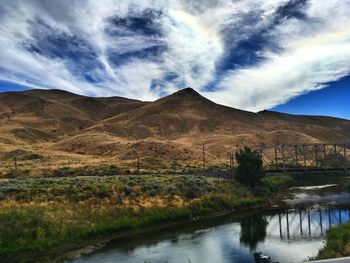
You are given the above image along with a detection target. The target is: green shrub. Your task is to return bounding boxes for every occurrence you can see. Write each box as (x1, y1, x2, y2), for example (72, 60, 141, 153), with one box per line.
(123, 186, 133, 196)
(235, 147, 264, 188)
(316, 222, 350, 259)
(53, 167, 72, 177)
(255, 175, 294, 196)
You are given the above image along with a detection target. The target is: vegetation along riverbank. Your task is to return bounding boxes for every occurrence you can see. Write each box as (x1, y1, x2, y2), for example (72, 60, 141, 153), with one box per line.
(311, 180, 350, 260)
(316, 213, 350, 259)
(0, 172, 294, 262)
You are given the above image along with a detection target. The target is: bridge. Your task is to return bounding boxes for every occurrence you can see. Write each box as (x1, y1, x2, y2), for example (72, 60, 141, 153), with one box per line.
(254, 143, 350, 174)
(261, 208, 350, 263)
(265, 208, 350, 240)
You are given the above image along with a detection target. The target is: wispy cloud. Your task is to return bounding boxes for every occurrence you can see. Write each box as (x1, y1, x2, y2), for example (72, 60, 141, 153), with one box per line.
(0, 0, 349, 110)
(205, 0, 350, 111)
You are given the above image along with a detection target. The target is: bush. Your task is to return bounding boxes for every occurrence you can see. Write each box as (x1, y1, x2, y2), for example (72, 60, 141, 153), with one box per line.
(123, 186, 133, 196)
(53, 167, 73, 177)
(149, 189, 158, 197)
(255, 175, 294, 196)
(235, 147, 264, 188)
(316, 222, 350, 259)
(4, 169, 31, 178)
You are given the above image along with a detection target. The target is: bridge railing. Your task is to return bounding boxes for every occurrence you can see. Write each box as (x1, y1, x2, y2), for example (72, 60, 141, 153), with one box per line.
(254, 143, 350, 173)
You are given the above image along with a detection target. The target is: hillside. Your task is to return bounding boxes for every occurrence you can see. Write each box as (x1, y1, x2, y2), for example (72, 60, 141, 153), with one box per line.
(0, 89, 148, 141)
(0, 88, 349, 173)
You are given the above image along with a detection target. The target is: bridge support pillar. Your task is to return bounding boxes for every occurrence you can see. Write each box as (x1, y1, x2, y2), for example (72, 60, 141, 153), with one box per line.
(319, 209, 323, 236)
(279, 213, 282, 238)
(299, 210, 303, 235)
(308, 210, 311, 236)
(286, 212, 290, 239)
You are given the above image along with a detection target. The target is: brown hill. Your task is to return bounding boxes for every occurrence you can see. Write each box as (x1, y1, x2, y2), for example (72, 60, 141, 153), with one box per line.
(0, 87, 349, 173)
(0, 89, 148, 142)
(88, 87, 349, 142)
(88, 88, 262, 139)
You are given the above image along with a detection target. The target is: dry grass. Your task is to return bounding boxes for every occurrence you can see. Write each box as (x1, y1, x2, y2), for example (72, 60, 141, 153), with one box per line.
(0, 88, 349, 175)
(0, 175, 262, 260)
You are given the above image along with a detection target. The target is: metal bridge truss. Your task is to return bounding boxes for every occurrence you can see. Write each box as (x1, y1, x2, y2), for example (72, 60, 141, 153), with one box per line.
(254, 143, 350, 173)
(265, 208, 350, 240)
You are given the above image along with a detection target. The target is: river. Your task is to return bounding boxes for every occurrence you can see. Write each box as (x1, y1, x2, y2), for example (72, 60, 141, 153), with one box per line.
(67, 183, 350, 263)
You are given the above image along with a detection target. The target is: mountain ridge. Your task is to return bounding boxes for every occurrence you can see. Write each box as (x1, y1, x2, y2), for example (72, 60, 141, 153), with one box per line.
(0, 88, 349, 171)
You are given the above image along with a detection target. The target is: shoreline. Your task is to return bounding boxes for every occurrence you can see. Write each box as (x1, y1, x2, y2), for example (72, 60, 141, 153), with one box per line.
(22, 203, 274, 263)
(6, 176, 340, 262)
(51, 184, 350, 263)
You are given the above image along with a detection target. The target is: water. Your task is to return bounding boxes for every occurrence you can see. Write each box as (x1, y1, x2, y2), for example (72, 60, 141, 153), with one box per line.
(68, 207, 350, 263)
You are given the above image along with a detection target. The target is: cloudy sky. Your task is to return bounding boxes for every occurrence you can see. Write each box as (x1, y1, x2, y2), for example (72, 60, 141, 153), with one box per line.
(0, 0, 349, 118)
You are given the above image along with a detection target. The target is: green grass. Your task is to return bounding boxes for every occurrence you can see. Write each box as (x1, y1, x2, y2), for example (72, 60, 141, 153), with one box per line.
(347, 181, 350, 192)
(255, 174, 294, 197)
(0, 175, 267, 261)
(316, 222, 350, 259)
(0, 205, 192, 258)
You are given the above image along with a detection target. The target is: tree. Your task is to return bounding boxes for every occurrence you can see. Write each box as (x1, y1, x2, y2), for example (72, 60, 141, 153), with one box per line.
(235, 147, 264, 188)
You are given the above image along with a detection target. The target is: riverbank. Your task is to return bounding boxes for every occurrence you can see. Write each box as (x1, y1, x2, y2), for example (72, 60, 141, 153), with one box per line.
(37, 202, 269, 263)
(315, 221, 350, 260)
(0, 174, 293, 262)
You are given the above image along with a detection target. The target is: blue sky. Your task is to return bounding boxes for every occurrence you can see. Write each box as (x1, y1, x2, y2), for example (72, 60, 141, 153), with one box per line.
(0, 0, 349, 119)
(273, 76, 350, 119)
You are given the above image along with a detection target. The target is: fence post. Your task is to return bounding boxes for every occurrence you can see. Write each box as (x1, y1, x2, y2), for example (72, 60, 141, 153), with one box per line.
(323, 144, 327, 171)
(314, 145, 318, 168)
(137, 157, 141, 172)
(344, 145, 348, 175)
(274, 147, 278, 170)
(13, 157, 17, 171)
(202, 144, 206, 170)
(303, 145, 307, 173)
(281, 145, 286, 173)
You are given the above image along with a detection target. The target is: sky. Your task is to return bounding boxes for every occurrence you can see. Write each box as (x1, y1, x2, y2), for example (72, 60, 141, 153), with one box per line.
(0, 0, 349, 119)
(273, 76, 350, 119)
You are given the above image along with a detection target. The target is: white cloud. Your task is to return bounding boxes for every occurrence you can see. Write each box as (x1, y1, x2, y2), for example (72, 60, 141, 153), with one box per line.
(0, 0, 349, 111)
(207, 0, 350, 111)
(161, 8, 224, 90)
(111, 60, 164, 101)
(208, 39, 350, 111)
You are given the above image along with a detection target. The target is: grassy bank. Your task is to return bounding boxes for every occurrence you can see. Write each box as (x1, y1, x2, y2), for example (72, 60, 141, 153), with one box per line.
(0, 174, 293, 261)
(316, 222, 350, 259)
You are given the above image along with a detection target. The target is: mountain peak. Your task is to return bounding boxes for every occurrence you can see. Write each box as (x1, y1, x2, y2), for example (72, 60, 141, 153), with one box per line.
(165, 87, 205, 99)
(172, 87, 201, 96)
(155, 87, 209, 105)
(155, 87, 205, 104)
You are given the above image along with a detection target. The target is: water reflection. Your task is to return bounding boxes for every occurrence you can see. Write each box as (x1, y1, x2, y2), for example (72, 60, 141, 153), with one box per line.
(265, 208, 350, 241)
(240, 214, 267, 250)
(68, 207, 350, 263)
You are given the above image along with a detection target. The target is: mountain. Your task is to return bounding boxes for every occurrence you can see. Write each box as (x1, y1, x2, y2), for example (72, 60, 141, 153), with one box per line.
(0, 88, 349, 172)
(91, 87, 260, 138)
(0, 89, 148, 141)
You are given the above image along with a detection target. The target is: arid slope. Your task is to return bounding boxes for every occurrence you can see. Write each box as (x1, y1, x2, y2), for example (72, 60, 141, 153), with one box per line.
(0, 88, 349, 172)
